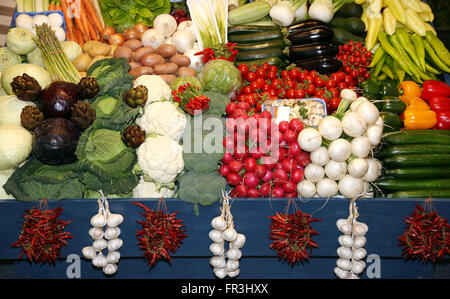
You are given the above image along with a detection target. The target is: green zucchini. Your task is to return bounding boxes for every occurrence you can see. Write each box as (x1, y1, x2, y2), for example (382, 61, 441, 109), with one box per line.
(236, 39, 286, 52)
(335, 2, 363, 18)
(377, 144, 450, 159)
(329, 17, 365, 36)
(383, 167, 450, 179)
(331, 28, 364, 45)
(383, 130, 450, 145)
(387, 190, 450, 198)
(381, 96, 406, 114)
(376, 178, 450, 191)
(382, 154, 450, 168)
(379, 112, 402, 132)
(235, 48, 284, 61)
(228, 25, 279, 35)
(228, 1, 271, 25)
(229, 30, 283, 44)
(234, 56, 283, 68)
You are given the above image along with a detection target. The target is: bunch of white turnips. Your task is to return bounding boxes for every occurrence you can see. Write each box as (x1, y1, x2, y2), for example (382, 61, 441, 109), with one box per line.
(82, 192, 124, 275)
(297, 89, 383, 199)
(209, 191, 246, 279)
(15, 12, 66, 41)
(334, 201, 368, 279)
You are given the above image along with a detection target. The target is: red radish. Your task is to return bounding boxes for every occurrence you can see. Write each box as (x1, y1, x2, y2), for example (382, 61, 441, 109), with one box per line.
(284, 129, 298, 143)
(261, 169, 273, 182)
(273, 169, 289, 183)
(247, 188, 260, 198)
(226, 102, 238, 115)
(249, 128, 259, 143)
(244, 157, 257, 172)
(271, 187, 285, 198)
(284, 192, 298, 198)
(226, 118, 237, 134)
(219, 164, 230, 177)
(261, 137, 273, 153)
(275, 147, 288, 162)
(222, 152, 233, 164)
(259, 183, 272, 196)
(289, 118, 304, 133)
(278, 121, 289, 133)
(254, 164, 268, 179)
(237, 102, 251, 111)
(244, 172, 260, 188)
(282, 181, 297, 193)
(271, 130, 284, 145)
(236, 118, 250, 135)
(260, 110, 272, 119)
(228, 160, 243, 172)
(290, 168, 304, 183)
(227, 172, 241, 186)
(281, 157, 298, 173)
(234, 132, 247, 148)
(258, 118, 272, 135)
(288, 141, 301, 156)
(235, 184, 248, 197)
(295, 152, 311, 167)
(223, 136, 235, 151)
(232, 109, 247, 119)
(250, 147, 265, 159)
(261, 156, 276, 169)
(251, 113, 261, 122)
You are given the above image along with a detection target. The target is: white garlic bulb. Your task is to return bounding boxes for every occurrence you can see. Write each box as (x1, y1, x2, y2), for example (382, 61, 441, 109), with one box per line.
(92, 252, 107, 268)
(352, 248, 367, 261)
(106, 251, 121, 264)
(227, 268, 240, 278)
(82, 246, 96, 259)
(226, 260, 239, 272)
(222, 227, 238, 242)
(107, 238, 123, 251)
(106, 211, 124, 228)
(352, 221, 368, 236)
(338, 235, 353, 248)
(210, 256, 227, 269)
(103, 263, 118, 275)
(92, 238, 108, 251)
(211, 216, 227, 231)
(213, 268, 227, 279)
(227, 248, 242, 261)
(210, 243, 225, 256)
(334, 266, 349, 279)
(352, 236, 367, 248)
(351, 260, 366, 274)
(336, 219, 352, 235)
(90, 211, 106, 228)
(89, 227, 104, 240)
(104, 226, 121, 240)
(336, 258, 352, 271)
(209, 229, 224, 243)
(337, 246, 353, 259)
(230, 233, 246, 249)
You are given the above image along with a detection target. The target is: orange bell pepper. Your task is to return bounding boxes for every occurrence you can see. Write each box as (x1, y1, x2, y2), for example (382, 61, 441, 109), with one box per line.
(403, 109, 437, 130)
(399, 81, 422, 98)
(407, 97, 431, 110)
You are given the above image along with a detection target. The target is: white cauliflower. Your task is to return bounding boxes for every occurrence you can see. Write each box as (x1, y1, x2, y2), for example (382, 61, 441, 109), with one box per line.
(139, 101, 187, 141)
(0, 168, 15, 199)
(137, 134, 184, 184)
(133, 75, 171, 105)
(132, 176, 176, 198)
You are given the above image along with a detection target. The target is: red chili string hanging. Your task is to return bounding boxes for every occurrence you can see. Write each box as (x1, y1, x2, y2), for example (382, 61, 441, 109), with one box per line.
(11, 199, 73, 264)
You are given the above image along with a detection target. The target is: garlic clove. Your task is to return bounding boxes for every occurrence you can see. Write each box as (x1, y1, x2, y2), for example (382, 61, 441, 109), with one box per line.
(222, 227, 238, 242)
(337, 246, 353, 260)
(225, 260, 239, 272)
(338, 222, 352, 235)
(209, 242, 225, 256)
(213, 268, 227, 279)
(211, 216, 227, 231)
(336, 258, 352, 271)
(92, 252, 107, 268)
(338, 235, 353, 248)
(103, 263, 118, 275)
(227, 268, 240, 278)
(90, 212, 106, 228)
(104, 226, 121, 240)
(106, 251, 121, 264)
(92, 238, 108, 251)
(106, 211, 124, 228)
(334, 266, 349, 279)
(107, 238, 123, 251)
(209, 229, 224, 243)
(352, 236, 367, 248)
(352, 248, 367, 261)
(82, 246, 96, 259)
(89, 227, 104, 240)
(210, 256, 226, 269)
(351, 260, 366, 274)
(226, 248, 242, 261)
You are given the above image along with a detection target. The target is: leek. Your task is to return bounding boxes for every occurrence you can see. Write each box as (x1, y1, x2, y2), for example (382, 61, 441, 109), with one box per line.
(187, 0, 223, 49)
(23, 0, 33, 12)
(16, 0, 24, 12)
(35, 0, 45, 12)
(211, 0, 228, 44)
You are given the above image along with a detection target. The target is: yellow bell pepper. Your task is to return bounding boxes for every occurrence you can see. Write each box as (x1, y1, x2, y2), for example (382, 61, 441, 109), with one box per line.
(403, 109, 437, 130)
(399, 81, 422, 97)
(384, 0, 406, 24)
(366, 8, 383, 50)
(405, 9, 427, 36)
(383, 7, 397, 35)
(400, 0, 424, 13)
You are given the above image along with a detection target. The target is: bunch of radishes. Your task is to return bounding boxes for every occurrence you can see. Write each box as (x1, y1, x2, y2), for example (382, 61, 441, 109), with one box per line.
(82, 193, 124, 276)
(296, 89, 383, 199)
(219, 110, 310, 198)
(209, 193, 246, 279)
(334, 202, 368, 279)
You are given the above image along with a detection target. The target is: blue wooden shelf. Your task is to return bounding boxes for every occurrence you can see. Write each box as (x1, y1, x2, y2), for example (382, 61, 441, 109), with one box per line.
(0, 197, 449, 279)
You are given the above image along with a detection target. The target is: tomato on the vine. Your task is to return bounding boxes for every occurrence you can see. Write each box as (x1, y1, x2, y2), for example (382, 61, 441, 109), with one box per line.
(294, 89, 305, 98)
(281, 70, 289, 79)
(246, 71, 257, 82)
(289, 68, 300, 80)
(286, 89, 295, 99)
(256, 68, 266, 79)
(306, 83, 316, 95)
(271, 78, 283, 90)
(267, 70, 277, 80)
(326, 78, 336, 89)
(314, 76, 325, 88)
(330, 97, 341, 110)
(238, 64, 248, 76)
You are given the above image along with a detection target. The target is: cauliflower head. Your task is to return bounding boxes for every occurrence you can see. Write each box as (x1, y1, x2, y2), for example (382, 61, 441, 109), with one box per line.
(136, 134, 184, 184)
(132, 176, 176, 198)
(133, 75, 171, 105)
(139, 101, 187, 141)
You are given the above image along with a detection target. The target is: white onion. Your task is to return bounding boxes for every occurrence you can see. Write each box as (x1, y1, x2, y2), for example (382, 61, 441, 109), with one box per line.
(297, 180, 316, 198)
(310, 146, 330, 166)
(350, 97, 369, 112)
(366, 124, 383, 147)
(171, 30, 195, 54)
(328, 138, 352, 162)
(338, 175, 364, 199)
(324, 160, 347, 180)
(152, 14, 177, 37)
(298, 128, 322, 152)
(340, 89, 357, 101)
(318, 115, 342, 140)
(341, 112, 367, 137)
(304, 164, 325, 182)
(362, 159, 381, 182)
(141, 29, 165, 49)
(351, 136, 371, 158)
(316, 178, 338, 197)
(48, 13, 63, 27)
(347, 158, 369, 178)
(356, 101, 379, 125)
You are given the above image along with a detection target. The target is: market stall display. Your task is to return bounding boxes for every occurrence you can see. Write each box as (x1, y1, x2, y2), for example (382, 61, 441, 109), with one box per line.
(1, 0, 450, 279)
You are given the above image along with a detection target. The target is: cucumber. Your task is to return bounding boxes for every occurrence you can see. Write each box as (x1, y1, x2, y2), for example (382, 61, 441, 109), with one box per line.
(236, 48, 284, 61)
(329, 17, 365, 36)
(229, 30, 283, 44)
(387, 190, 450, 198)
(235, 56, 283, 68)
(228, 25, 279, 35)
(377, 144, 450, 159)
(384, 167, 450, 179)
(376, 178, 450, 191)
(228, 1, 271, 25)
(335, 3, 363, 18)
(383, 130, 450, 145)
(236, 39, 286, 52)
(331, 28, 364, 45)
(382, 154, 450, 168)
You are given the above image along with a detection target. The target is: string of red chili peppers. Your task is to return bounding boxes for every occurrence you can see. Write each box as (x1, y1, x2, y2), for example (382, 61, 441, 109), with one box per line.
(195, 42, 239, 64)
(398, 202, 450, 263)
(269, 204, 321, 264)
(172, 83, 211, 115)
(132, 200, 187, 267)
(11, 199, 73, 264)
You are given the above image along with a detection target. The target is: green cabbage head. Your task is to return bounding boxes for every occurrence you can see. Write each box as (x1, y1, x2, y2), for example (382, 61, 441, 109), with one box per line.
(199, 59, 242, 95)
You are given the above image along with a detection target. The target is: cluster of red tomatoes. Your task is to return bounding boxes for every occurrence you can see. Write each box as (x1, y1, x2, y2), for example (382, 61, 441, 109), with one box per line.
(219, 110, 311, 198)
(232, 62, 360, 115)
(336, 41, 372, 84)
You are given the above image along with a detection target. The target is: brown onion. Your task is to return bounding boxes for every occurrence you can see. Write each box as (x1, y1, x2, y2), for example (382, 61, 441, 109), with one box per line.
(101, 26, 116, 41)
(123, 39, 142, 51)
(114, 46, 133, 62)
(134, 23, 149, 35)
(123, 28, 138, 40)
(108, 33, 125, 46)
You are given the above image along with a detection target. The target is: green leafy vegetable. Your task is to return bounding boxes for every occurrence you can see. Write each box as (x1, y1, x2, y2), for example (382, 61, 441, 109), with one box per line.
(199, 59, 242, 95)
(202, 91, 229, 117)
(178, 171, 226, 206)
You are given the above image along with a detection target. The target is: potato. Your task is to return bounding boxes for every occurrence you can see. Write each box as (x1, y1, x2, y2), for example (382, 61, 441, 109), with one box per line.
(177, 66, 197, 77)
(154, 63, 179, 75)
(129, 61, 142, 69)
(87, 55, 105, 70)
(114, 46, 133, 62)
(169, 54, 191, 66)
(140, 53, 165, 67)
(73, 53, 92, 72)
(88, 43, 112, 58)
(156, 44, 177, 58)
(123, 39, 143, 51)
(134, 46, 155, 62)
(109, 44, 118, 56)
(159, 74, 177, 85)
(129, 66, 154, 79)
(83, 40, 102, 54)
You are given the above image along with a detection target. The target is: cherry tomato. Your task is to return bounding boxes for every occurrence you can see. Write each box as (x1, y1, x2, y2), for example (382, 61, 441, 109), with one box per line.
(255, 78, 265, 89)
(256, 68, 266, 79)
(246, 71, 257, 82)
(330, 97, 341, 110)
(294, 89, 305, 98)
(271, 78, 283, 90)
(336, 71, 346, 81)
(284, 80, 296, 90)
(344, 74, 353, 85)
(269, 65, 278, 73)
(314, 76, 325, 88)
(289, 68, 300, 80)
(306, 83, 316, 95)
(328, 87, 339, 97)
(337, 81, 348, 90)
(244, 94, 257, 106)
(242, 85, 252, 94)
(281, 70, 289, 79)
(286, 88, 295, 99)
(262, 62, 270, 71)
(309, 70, 317, 79)
(238, 64, 248, 76)
(267, 70, 277, 80)
(326, 79, 336, 89)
